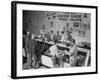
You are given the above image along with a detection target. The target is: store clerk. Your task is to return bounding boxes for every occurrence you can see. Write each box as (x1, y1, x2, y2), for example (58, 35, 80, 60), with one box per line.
(60, 31, 66, 42)
(50, 30, 54, 41)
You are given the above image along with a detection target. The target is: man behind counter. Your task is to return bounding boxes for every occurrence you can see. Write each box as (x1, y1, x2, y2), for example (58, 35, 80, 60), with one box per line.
(60, 31, 66, 42)
(49, 30, 62, 42)
(50, 30, 54, 41)
(56, 31, 61, 41)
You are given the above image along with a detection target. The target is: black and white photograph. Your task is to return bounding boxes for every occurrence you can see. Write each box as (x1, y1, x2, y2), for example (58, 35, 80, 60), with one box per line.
(22, 11, 91, 69)
(11, 1, 97, 79)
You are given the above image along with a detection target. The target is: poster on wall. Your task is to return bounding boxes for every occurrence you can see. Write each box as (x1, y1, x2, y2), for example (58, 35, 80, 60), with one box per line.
(11, 1, 98, 79)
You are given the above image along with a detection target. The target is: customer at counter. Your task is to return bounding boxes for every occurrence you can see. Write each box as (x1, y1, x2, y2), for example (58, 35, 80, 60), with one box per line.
(23, 33, 28, 64)
(28, 33, 37, 68)
(49, 39, 59, 67)
(23, 31, 30, 66)
(25, 31, 30, 53)
(23, 32, 35, 69)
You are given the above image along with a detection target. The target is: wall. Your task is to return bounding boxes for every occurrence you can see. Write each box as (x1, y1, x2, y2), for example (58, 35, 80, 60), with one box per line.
(23, 11, 91, 43)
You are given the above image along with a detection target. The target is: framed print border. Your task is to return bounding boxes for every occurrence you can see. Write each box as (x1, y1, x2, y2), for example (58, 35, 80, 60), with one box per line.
(11, 1, 98, 79)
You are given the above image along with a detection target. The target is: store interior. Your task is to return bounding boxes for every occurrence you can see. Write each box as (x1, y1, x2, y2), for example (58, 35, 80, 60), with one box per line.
(22, 10, 91, 69)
